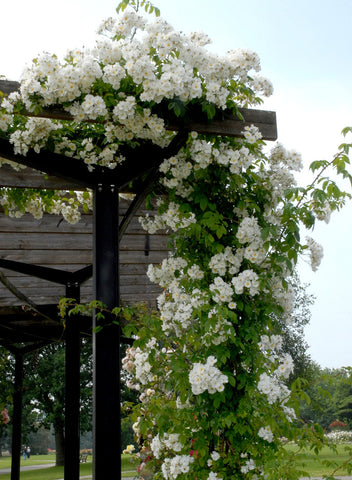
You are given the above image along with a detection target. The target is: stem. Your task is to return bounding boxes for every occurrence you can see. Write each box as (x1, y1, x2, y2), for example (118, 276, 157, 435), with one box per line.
(331, 454, 352, 477)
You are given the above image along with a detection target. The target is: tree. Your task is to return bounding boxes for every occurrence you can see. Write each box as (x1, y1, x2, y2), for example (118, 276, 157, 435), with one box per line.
(27, 427, 54, 455)
(298, 366, 352, 431)
(23, 339, 92, 466)
(276, 272, 316, 382)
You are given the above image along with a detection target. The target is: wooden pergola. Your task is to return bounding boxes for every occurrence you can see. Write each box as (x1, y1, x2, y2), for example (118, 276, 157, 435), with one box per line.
(0, 79, 277, 480)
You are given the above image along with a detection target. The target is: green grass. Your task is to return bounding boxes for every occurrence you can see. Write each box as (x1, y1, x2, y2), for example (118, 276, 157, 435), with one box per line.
(0, 454, 139, 480)
(3, 447, 351, 479)
(285, 443, 352, 477)
(0, 454, 56, 469)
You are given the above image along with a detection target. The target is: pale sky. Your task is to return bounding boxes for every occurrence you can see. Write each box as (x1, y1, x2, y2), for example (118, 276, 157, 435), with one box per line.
(1, 0, 352, 368)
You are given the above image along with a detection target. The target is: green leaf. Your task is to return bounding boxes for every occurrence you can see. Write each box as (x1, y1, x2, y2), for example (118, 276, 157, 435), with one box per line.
(309, 159, 329, 172)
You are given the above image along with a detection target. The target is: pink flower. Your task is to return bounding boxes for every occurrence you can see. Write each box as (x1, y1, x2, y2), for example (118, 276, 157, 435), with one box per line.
(1, 409, 10, 424)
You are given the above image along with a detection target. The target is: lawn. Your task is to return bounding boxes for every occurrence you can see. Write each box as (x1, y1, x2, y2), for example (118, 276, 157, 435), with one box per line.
(0, 454, 139, 480)
(0, 454, 56, 469)
(285, 443, 352, 477)
(2, 447, 352, 479)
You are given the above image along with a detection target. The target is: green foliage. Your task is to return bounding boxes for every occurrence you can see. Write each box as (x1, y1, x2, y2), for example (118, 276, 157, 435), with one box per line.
(116, 0, 160, 16)
(299, 366, 352, 432)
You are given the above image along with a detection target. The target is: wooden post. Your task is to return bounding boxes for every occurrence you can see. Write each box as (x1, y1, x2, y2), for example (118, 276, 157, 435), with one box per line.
(64, 282, 81, 480)
(11, 352, 23, 480)
(93, 184, 121, 480)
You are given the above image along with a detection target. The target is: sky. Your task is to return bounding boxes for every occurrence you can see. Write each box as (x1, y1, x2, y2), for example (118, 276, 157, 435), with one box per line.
(1, 0, 352, 368)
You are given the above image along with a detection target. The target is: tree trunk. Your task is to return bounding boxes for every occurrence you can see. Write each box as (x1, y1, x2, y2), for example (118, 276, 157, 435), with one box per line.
(55, 426, 65, 466)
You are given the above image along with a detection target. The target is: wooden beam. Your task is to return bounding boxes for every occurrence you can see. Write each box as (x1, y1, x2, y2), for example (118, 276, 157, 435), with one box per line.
(0, 80, 19, 95)
(0, 163, 85, 190)
(0, 80, 277, 140)
(0, 130, 188, 190)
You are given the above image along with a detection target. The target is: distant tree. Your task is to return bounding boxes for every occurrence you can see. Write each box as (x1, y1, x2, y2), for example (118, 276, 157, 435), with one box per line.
(331, 367, 352, 429)
(23, 339, 93, 466)
(273, 271, 316, 382)
(27, 427, 54, 455)
(299, 367, 352, 429)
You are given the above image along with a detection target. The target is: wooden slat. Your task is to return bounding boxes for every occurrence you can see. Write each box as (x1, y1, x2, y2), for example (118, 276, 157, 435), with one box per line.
(0, 294, 161, 307)
(0, 283, 159, 298)
(0, 200, 160, 233)
(0, 263, 156, 276)
(0, 232, 167, 250)
(0, 250, 166, 264)
(0, 273, 157, 287)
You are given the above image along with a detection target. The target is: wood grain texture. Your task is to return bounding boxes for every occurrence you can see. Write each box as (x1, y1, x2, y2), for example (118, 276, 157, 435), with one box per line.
(0, 200, 168, 309)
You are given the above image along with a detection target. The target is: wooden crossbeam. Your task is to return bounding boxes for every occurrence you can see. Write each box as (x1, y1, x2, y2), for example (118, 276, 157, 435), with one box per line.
(0, 163, 85, 190)
(0, 80, 277, 140)
(0, 130, 188, 191)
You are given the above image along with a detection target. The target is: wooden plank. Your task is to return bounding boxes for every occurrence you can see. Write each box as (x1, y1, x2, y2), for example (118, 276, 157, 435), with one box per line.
(0, 211, 94, 233)
(0, 293, 160, 308)
(0, 213, 160, 235)
(0, 250, 166, 264)
(0, 80, 277, 141)
(0, 263, 155, 276)
(0, 232, 92, 250)
(0, 232, 168, 250)
(0, 80, 19, 95)
(0, 201, 160, 230)
(0, 283, 159, 298)
(0, 273, 157, 287)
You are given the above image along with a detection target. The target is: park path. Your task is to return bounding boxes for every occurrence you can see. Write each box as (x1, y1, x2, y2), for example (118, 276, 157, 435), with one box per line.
(0, 463, 55, 474)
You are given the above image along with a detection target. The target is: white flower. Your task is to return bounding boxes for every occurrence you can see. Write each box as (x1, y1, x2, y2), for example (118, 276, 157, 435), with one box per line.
(211, 451, 220, 461)
(236, 216, 261, 244)
(123, 444, 135, 454)
(243, 125, 262, 144)
(189, 356, 228, 395)
(161, 455, 194, 479)
(306, 236, 324, 272)
(259, 334, 283, 352)
(276, 353, 294, 379)
(241, 458, 256, 474)
(258, 425, 274, 443)
(209, 277, 233, 303)
(151, 434, 164, 459)
(207, 472, 223, 480)
(232, 269, 260, 296)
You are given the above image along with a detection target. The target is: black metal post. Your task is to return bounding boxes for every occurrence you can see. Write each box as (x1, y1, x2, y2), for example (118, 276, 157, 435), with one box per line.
(11, 352, 23, 480)
(93, 184, 120, 480)
(64, 282, 81, 480)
